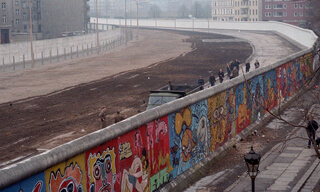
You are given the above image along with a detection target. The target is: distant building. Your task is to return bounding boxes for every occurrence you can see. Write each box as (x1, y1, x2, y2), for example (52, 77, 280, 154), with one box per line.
(0, 0, 89, 43)
(41, 0, 89, 39)
(211, 0, 234, 21)
(262, 0, 310, 28)
(234, 0, 262, 22)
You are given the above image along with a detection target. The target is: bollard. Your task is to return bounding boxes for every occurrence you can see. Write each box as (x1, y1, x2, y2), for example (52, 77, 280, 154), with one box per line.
(64, 48, 66, 60)
(41, 52, 44, 65)
(57, 48, 59, 62)
(23, 55, 25, 68)
(71, 47, 73, 59)
(77, 46, 79, 58)
(13, 56, 15, 70)
(50, 50, 52, 63)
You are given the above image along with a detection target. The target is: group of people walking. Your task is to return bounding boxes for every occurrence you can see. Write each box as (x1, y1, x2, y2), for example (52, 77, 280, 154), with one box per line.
(198, 59, 261, 89)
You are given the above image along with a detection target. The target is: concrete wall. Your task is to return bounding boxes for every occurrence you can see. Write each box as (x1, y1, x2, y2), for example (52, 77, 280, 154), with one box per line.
(0, 21, 318, 191)
(102, 18, 318, 49)
(0, 42, 316, 192)
(0, 28, 121, 65)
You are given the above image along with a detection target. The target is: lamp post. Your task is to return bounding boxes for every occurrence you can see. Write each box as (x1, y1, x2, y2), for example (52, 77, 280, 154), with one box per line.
(244, 146, 261, 192)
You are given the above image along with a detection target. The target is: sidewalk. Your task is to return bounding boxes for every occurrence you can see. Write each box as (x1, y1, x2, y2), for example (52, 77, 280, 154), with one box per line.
(224, 105, 320, 192)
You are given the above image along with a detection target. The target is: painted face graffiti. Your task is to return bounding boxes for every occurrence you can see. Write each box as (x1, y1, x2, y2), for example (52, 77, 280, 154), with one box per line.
(50, 164, 83, 192)
(88, 148, 117, 192)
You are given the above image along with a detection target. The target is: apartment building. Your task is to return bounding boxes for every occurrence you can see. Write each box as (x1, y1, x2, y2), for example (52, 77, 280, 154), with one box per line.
(262, 0, 310, 27)
(234, 0, 262, 21)
(211, 0, 234, 21)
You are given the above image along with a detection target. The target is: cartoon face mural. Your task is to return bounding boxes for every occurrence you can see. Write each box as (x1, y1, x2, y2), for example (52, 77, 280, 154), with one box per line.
(168, 100, 209, 180)
(264, 70, 277, 112)
(87, 147, 117, 192)
(236, 82, 252, 133)
(49, 164, 83, 192)
(208, 92, 227, 151)
(251, 75, 264, 122)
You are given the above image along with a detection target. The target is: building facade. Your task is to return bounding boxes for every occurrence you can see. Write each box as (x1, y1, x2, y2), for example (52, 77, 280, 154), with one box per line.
(234, 0, 262, 21)
(262, 0, 310, 27)
(211, 0, 234, 21)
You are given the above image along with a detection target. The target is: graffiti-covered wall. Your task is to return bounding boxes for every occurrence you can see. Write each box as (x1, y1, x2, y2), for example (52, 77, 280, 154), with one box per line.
(0, 51, 315, 191)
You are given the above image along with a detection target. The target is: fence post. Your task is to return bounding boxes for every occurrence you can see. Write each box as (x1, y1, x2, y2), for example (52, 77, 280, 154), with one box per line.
(57, 48, 59, 62)
(13, 56, 15, 70)
(41, 52, 44, 65)
(71, 47, 73, 59)
(91, 44, 93, 54)
(87, 44, 89, 55)
(23, 55, 25, 68)
(77, 46, 79, 58)
(2, 57, 4, 72)
(50, 50, 52, 63)
(64, 48, 66, 60)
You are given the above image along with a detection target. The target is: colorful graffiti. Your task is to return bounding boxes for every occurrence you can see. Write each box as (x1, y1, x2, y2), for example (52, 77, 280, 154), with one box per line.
(208, 92, 227, 151)
(264, 70, 278, 112)
(168, 100, 209, 180)
(45, 154, 87, 192)
(251, 75, 264, 122)
(86, 139, 118, 192)
(236, 82, 252, 133)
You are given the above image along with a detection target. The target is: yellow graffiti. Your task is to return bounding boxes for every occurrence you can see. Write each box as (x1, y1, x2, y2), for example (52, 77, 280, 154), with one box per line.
(175, 107, 192, 135)
(208, 92, 226, 151)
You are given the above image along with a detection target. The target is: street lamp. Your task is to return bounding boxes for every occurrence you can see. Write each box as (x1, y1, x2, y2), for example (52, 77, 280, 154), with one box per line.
(244, 146, 261, 192)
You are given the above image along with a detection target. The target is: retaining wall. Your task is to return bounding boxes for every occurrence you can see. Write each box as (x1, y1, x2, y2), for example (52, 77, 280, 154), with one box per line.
(0, 23, 318, 192)
(103, 18, 318, 49)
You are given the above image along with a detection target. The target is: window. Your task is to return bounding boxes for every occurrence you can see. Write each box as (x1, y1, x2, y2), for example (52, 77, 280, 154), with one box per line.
(15, 0, 19, 6)
(265, 12, 271, 17)
(15, 18, 19, 24)
(283, 4, 287, 9)
(294, 4, 298, 9)
(283, 12, 287, 16)
(300, 12, 303, 16)
(273, 4, 283, 9)
(294, 12, 298, 17)
(265, 5, 271, 9)
(1, 2, 6, 9)
(16, 9, 20, 15)
(23, 13, 26, 20)
(273, 12, 283, 17)
(2, 15, 6, 23)
(24, 25, 27, 32)
(299, 4, 303, 9)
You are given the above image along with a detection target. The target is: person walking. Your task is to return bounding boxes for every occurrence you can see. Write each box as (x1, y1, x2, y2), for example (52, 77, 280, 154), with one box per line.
(209, 73, 216, 86)
(226, 62, 231, 77)
(232, 66, 239, 78)
(198, 76, 205, 90)
(115, 111, 126, 123)
(218, 69, 224, 83)
(234, 59, 240, 71)
(307, 115, 319, 148)
(254, 60, 260, 69)
(99, 106, 107, 128)
(246, 62, 250, 73)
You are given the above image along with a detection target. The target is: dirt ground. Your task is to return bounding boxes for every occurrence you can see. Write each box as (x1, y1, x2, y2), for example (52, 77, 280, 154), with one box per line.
(0, 29, 252, 166)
